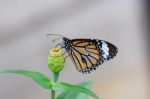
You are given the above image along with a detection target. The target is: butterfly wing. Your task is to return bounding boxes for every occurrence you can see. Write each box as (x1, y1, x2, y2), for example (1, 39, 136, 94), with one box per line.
(68, 39, 118, 74)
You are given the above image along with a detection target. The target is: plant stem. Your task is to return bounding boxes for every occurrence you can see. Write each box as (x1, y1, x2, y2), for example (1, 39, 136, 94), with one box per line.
(51, 72, 59, 99)
(53, 72, 59, 82)
(51, 90, 55, 99)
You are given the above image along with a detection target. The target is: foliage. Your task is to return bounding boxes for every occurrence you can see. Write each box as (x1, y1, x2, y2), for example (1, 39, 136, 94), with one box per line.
(0, 48, 100, 99)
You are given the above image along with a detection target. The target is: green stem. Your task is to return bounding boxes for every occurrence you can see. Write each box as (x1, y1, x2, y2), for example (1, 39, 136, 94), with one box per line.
(53, 72, 59, 82)
(51, 72, 59, 99)
(51, 90, 55, 99)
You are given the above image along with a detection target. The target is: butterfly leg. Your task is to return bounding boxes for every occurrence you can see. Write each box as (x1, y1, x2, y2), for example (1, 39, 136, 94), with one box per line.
(64, 54, 70, 60)
(54, 43, 70, 60)
(55, 43, 63, 48)
(62, 51, 70, 60)
(54, 43, 65, 51)
(59, 50, 69, 60)
(63, 51, 67, 56)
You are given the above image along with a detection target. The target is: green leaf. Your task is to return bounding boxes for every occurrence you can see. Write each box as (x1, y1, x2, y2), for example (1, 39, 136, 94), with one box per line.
(75, 82, 92, 99)
(52, 82, 99, 99)
(0, 70, 51, 89)
(56, 82, 92, 99)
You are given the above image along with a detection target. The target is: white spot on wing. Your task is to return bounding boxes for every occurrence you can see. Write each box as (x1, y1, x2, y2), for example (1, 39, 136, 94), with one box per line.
(101, 41, 109, 58)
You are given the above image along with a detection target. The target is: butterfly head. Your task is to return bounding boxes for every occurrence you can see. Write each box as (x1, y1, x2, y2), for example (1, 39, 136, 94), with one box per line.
(63, 37, 72, 51)
(46, 34, 73, 51)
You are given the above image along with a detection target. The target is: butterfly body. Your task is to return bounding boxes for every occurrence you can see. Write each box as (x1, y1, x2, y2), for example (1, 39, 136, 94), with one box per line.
(62, 37, 118, 74)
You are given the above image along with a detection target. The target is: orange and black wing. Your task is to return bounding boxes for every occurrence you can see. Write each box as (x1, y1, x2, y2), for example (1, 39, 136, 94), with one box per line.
(68, 39, 118, 74)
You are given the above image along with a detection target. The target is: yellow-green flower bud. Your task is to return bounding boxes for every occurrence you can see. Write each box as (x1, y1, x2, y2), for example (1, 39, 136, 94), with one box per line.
(48, 48, 65, 72)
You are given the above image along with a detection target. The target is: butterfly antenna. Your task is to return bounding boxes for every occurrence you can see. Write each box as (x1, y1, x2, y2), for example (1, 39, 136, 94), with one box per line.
(46, 33, 64, 42)
(46, 34, 64, 38)
(52, 38, 62, 42)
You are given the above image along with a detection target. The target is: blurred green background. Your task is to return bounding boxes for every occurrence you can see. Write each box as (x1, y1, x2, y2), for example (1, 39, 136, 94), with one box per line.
(0, 0, 149, 99)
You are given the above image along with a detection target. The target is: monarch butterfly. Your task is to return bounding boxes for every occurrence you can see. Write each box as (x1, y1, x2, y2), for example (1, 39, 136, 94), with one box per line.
(47, 34, 118, 74)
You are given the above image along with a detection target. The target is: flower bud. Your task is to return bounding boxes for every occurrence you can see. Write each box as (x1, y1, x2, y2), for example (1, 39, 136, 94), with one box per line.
(48, 48, 65, 72)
